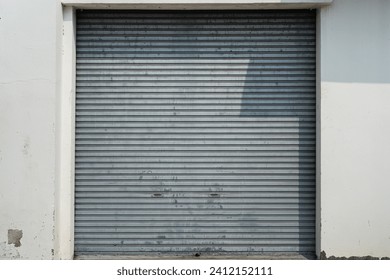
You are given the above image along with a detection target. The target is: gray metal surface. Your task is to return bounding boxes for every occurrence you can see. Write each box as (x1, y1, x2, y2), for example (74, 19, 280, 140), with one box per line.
(75, 10, 316, 257)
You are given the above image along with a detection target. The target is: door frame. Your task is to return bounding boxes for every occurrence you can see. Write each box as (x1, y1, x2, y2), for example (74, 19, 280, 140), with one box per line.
(56, 0, 331, 260)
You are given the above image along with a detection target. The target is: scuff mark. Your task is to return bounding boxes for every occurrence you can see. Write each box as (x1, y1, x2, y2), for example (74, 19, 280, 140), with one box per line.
(320, 251, 327, 259)
(8, 229, 23, 247)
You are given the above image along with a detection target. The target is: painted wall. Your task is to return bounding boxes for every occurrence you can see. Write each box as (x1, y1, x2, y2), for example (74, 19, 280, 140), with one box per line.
(320, 0, 390, 258)
(0, 0, 60, 259)
(0, 0, 389, 259)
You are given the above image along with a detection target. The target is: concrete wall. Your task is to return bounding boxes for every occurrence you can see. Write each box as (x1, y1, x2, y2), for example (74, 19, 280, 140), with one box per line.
(0, 0, 60, 259)
(320, 0, 390, 258)
(0, 0, 389, 259)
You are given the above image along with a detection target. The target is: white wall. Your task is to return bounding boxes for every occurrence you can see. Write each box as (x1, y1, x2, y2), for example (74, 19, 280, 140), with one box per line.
(320, 0, 390, 258)
(0, 0, 60, 259)
(0, 0, 389, 259)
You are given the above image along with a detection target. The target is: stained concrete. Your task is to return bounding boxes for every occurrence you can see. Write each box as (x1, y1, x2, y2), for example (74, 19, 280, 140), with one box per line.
(320, 251, 389, 260)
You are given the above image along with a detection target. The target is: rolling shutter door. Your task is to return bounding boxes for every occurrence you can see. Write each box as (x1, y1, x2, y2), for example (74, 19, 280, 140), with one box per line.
(75, 10, 316, 257)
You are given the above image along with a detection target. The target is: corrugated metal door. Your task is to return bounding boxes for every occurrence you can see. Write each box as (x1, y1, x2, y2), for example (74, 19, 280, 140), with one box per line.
(75, 10, 316, 257)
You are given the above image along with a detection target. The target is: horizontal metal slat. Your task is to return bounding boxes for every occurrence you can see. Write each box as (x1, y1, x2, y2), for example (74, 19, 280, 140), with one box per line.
(76, 126, 315, 132)
(77, 23, 315, 29)
(75, 204, 316, 210)
(75, 195, 315, 202)
(75, 148, 315, 154)
(75, 121, 315, 127)
(77, 18, 315, 24)
(75, 233, 315, 240)
(77, 71, 315, 78)
(74, 239, 315, 247)
(75, 186, 315, 192)
(75, 181, 315, 187)
(77, 64, 315, 70)
(77, 42, 315, 49)
(76, 116, 315, 121)
(74, 246, 315, 254)
(75, 213, 315, 220)
(75, 151, 315, 157)
(77, 209, 315, 215)
(75, 113, 316, 118)
(75, 229, 314, 238)
(76, 29, 315, 35)
(77, 46, 315, 53)
(77, 54, 315, 60)
(76, 95, 313, 102)
(77, 58, 315, 64)
(76, 76, 315, 82)
(75, 87, 315, 93)
(78, 11, 314, 18)
(75, 163, 315, 169)
(77, 190, 316, 196)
